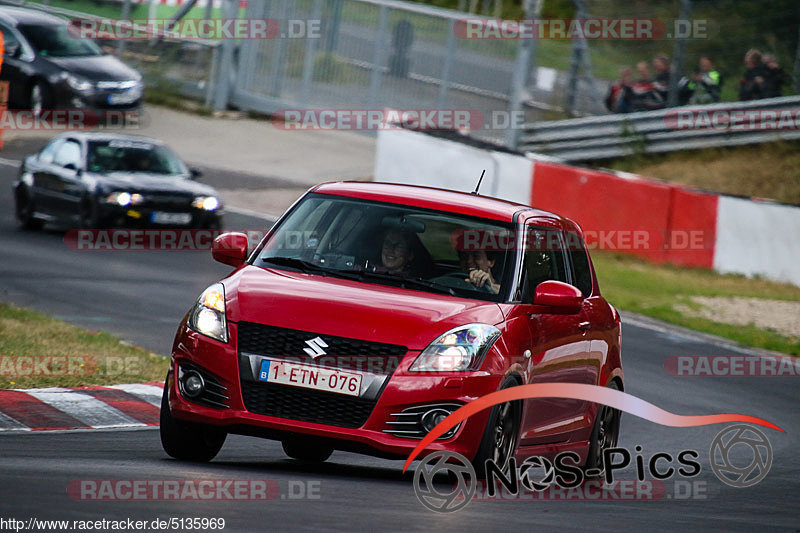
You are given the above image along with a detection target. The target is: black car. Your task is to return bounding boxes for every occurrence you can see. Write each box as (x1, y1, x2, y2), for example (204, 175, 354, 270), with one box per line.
(0, 7, 142, 116)
(13, 132, 223, 229)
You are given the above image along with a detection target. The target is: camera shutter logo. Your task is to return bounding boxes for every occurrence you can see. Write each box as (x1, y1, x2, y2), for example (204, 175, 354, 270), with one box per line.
(710, 424, 772, 488)
(413, 451, 476, 513)
(519, 456, 556, 492)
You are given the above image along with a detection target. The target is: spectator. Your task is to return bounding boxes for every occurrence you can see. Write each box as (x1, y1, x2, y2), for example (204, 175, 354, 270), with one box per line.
(653, 54, 671, 100)
(761, 54, 785, 98)
(605, 67, 634, 113)
(739, 49, 766, 101)
(688, 56, 723, 104)
(631, 61, 665, 111)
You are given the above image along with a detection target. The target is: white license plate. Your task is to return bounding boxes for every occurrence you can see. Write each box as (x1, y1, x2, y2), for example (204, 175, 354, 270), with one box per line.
(108, 90, 138, 104)
(258, 359, 362, 397)
(151, 211, 192, 224)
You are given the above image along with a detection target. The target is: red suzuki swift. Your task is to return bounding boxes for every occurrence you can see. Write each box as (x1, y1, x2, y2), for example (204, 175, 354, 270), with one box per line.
(160, 182, 623, 474)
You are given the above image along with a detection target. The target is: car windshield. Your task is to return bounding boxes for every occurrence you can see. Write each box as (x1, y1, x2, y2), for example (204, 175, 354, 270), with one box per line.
(87, 140, 188, 175)
(19, 23, 102, 57)
(253, 193, 516, 302)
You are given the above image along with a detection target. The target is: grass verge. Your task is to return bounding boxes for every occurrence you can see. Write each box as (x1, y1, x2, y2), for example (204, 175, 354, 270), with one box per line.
(0, 303, 168, 389)
(603, 139, 800, 206)
(592, 252, 800, 355)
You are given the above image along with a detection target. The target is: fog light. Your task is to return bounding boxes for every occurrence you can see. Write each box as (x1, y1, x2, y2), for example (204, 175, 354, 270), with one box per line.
(421, 408, 452, 433)
(182, 371, 204, 398)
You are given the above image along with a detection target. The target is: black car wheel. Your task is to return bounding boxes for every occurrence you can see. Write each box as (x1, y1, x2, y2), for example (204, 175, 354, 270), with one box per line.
(29, 81, 53, 118)
(15, 187, 44, 230)
(282, 439, 333, 463)
(79, 198, 103, 229)
(160, 377, 227, 462)
(584, 381, 622, 477)
(472, 377, 521, 478)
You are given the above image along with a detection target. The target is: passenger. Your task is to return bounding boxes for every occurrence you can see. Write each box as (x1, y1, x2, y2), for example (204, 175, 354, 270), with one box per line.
(379, 228, 416, 275)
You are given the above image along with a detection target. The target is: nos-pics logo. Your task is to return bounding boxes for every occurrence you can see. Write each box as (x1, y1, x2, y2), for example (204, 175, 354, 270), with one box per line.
(412, 424, 773, 513)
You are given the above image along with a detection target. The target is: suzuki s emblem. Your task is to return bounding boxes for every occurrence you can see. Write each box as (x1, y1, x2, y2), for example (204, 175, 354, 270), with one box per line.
(303, 336, 329, 358)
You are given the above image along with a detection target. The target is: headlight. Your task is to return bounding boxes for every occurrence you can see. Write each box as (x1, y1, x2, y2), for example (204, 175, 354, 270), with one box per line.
(410, 323, 501, 372)
(65, 74, 94, 93)
(192, 196, 220, 211)
(104, 191, 143, 206)
(187, 283, 227, 343)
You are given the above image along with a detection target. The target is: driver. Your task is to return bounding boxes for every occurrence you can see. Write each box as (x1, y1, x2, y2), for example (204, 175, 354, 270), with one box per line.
(459, 249, 501, 294)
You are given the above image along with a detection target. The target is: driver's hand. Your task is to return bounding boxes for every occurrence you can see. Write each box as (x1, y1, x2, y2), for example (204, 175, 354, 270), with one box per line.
(466, 268, 498, 293)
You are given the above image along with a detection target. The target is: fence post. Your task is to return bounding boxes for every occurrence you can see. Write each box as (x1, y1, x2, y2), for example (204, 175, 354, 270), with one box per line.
(437, 18, 457, 110)
(793, 24, 800, 92)
(367, 5, 390, 110)
(667, 0, 691, 107)
(301, 0, 325, 104)
(505, 0, 542, 149)
(117, 0, 132, 54)
(212, 0, 240, 110)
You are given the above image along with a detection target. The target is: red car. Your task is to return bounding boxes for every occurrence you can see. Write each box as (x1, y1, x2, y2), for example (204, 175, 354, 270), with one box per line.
(160, 182, 623, 474)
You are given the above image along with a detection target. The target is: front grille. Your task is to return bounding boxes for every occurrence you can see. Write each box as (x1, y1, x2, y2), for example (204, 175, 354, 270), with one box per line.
(237, 322, 407, 375)
(143, 194, 193, 209)
(240, 381, 377, 428)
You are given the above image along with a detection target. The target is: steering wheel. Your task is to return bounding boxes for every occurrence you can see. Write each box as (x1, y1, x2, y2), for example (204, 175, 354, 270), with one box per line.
(434, 271, 496, 293)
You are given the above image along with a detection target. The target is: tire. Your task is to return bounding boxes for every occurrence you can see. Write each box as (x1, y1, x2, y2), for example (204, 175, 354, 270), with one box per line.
(79, 198, 103, 229)
(159, 377, 227, 462)
(15, 187, 44, 230)
(29, 81, 53, 118)
(584, 381, 622, 478)
(471, 377, 522, 478)
(282, 439, 333, 463)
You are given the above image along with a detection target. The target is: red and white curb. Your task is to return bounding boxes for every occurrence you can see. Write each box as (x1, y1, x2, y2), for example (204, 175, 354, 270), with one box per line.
(0, 382, 163, 432)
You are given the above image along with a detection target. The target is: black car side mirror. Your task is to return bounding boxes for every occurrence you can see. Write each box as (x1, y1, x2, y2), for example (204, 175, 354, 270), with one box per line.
(4, 42, 20, 58)
(190, 168, 203, 179)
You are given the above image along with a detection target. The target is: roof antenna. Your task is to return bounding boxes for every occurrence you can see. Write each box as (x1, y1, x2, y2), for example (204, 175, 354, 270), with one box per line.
(471, 169, 486, 195)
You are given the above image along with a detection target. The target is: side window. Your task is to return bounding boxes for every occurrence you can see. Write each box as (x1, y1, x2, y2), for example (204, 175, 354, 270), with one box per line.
(0, 24, 20, 55)
(53, 140, 82, 168)
(519, 226, 568, 303)
(38, 139, 63, 164)
(567, 232, 593, 297)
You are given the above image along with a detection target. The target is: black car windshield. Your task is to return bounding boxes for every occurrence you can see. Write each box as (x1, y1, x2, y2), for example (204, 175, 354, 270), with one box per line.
(87, 140, 188, 175)
(19, 23, 102, 57)
(253, 193, 516, 302)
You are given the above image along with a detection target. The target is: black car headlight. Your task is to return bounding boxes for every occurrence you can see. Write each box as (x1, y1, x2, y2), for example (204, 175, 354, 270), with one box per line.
(410, 324, 501, 372)
(188, 283, 228, 343)
(192, 196, 220, 211)
(65, 73, 95, 94)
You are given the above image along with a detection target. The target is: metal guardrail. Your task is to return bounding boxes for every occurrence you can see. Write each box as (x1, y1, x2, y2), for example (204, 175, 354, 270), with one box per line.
(518, 96, 800, 161)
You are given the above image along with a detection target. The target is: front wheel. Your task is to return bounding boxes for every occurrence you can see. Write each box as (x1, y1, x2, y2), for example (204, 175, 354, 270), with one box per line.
(15, 187, 44, 230)
(471, 377, 521, 478)
(584, 381, 621, 477)
(160, 377, 227, 462)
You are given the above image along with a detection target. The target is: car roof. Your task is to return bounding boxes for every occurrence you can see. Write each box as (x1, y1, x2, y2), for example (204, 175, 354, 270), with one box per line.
(312, 181, 562, 223)
(0, 6, 66, 26)
(56, 132, 168, 145)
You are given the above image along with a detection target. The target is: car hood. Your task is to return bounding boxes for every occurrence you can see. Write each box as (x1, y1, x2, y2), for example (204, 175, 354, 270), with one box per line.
(92, 172, 216, 196)
(46, 55, 139, 82)
(224, 265, 505, 350)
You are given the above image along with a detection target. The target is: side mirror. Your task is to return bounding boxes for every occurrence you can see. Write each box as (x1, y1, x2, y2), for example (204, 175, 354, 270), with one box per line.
(5, 42, 20, 58)
(212, 232, 248, 267)
(190, 168, 203, 179)
(533, 280, 583, 314)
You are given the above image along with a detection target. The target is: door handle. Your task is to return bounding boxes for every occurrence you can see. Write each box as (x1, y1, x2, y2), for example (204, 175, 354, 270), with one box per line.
(578, 321, 591, 331)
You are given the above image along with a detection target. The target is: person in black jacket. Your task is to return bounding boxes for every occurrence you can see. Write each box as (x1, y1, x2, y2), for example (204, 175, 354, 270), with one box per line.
(739, 49, 766, 101)
(605, 67, 634, 113)
(761, 54, 785, 98)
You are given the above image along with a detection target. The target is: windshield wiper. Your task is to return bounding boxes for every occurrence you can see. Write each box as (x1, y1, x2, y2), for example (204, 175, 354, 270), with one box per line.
(355, 270, 457, 296)
(260, 257, 363, 282)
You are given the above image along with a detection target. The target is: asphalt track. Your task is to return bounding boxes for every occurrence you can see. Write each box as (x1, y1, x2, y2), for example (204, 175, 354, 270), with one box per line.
(0, 140, 798, 531)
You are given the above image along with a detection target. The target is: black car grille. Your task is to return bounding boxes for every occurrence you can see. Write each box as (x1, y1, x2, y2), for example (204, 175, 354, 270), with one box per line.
(237, 322, 407, 375)
(142, 194, 193, 209)
(240, 381, 377, 428)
